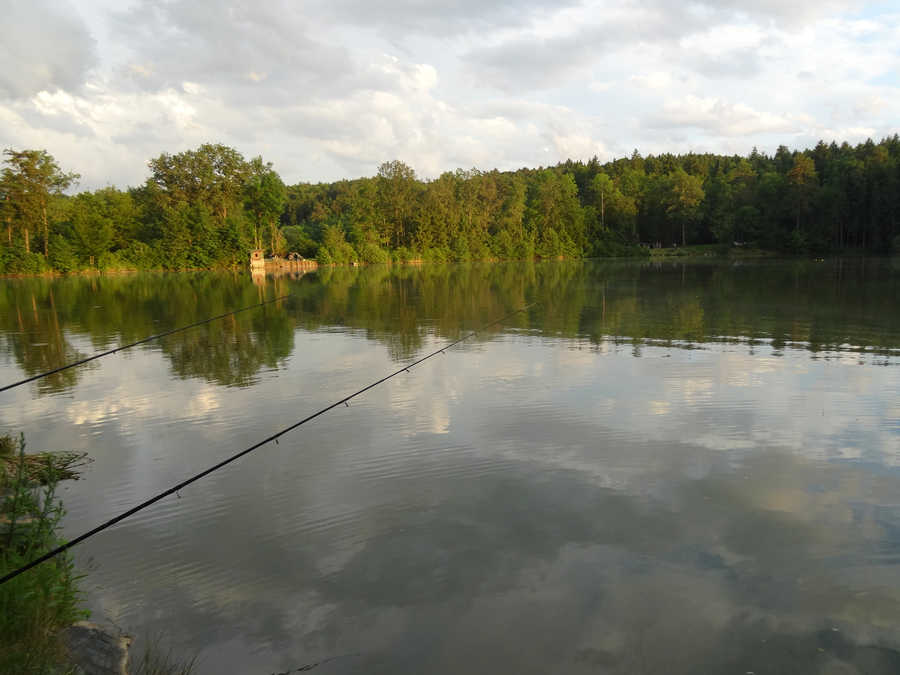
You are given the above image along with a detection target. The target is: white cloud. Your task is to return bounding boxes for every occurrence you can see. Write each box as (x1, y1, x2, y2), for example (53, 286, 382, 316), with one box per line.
(314, 0, 579, 38)
(679, 24, 766, 54)
(0, 0, 897, 187)
(0, 0, 97, 99)
(550, 133, 608, 161)
(651, 96, 803, 137)
(589, 81, 615, 92)
(630, 72, 677, 90)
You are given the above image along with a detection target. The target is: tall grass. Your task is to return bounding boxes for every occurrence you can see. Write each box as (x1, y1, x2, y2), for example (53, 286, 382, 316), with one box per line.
(1, 434, 197, 674)
(131, 636, 199, 675)
(0, 433, 87, 673)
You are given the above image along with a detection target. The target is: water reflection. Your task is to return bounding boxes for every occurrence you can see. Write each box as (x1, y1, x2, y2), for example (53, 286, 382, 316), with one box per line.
(63, 336, 900, 674)
(1, 259, 898, 397)
(0, 273, 297, 389)
(0, 260, 898, 673)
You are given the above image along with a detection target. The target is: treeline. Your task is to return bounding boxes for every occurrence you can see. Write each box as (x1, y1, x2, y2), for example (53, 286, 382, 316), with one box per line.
(1, 137, 899, 274)
(286, 137, 900, 261)
(0, 145, 287, 274)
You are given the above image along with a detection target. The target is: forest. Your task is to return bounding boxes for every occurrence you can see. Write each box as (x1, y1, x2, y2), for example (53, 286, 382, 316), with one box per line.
(1, 136, 899, 274)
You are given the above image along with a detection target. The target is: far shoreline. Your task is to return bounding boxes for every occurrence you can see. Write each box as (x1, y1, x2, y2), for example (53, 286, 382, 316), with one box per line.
(1, 246, 892, 279)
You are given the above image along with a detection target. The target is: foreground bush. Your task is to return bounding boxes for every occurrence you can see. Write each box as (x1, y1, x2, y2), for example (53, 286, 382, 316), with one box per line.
(0, 434, 87, 673)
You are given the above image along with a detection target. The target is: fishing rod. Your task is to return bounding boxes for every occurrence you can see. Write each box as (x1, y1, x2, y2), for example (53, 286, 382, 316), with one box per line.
(0, 303, 534, 586)
(0, 294, 292, 394)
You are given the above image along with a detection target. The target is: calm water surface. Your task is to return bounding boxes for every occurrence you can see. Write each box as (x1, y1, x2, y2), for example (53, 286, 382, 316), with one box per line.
(2, 260, 900, 674)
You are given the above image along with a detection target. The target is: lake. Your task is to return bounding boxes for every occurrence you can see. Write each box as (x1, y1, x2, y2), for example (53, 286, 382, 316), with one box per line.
(2, 259, 900, 674)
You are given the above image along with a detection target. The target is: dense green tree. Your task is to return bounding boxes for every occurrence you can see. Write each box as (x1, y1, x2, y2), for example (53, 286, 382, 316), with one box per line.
(147, 143, 249, 222)
(664, 168, 705, 247)
(525, 171, 584, 257)
(243, 156, 286, 253)
(0, 173, 15, 245)
(3, 135, 900, 275)
(69, 193, 115, 266)
(282, 225, 317, 258)
(317, 224, 357, 265)
(376, 160, 418, 248)
(586, 172, 637, 244)
(280, 137, 898, 260)
(1, 149, 78, 255)
(703, 170, 734, 244)
(787, 155, 819, 233)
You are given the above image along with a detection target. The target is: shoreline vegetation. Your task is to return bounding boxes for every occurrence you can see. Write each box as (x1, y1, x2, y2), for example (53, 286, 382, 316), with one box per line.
(0, 434, 195, 674)
(0, 434, 86, 673)
(0, 249, 783, 279)
(0, 137, 898, 277)
(0, 244, 886, 280)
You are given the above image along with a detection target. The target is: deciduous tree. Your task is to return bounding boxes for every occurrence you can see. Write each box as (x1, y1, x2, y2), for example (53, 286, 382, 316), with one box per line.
(1, 149, 78, 255)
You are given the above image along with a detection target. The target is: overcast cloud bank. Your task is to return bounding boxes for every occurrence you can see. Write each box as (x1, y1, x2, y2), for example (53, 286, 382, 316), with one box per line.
(0, 0, 897, 188)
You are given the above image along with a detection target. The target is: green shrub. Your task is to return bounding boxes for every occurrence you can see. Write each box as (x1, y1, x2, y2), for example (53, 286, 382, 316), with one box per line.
(537, 227, 562, 259)
(393, 246, 415, 263)
(319, 225, 357, 264)
(282, 226, 317, 258)
(492, 230, 516, 259)
(590, 238, 649, 258)
(0, 434, 87, 673)
(98, 250, 134, 271)
(3, 247, 48, 275)
(357, 241, 389, 264)
(469, 237, 492, 261)
(119, 241, 162, 270)
(514, 234, 535, 260)
(316, 246, 333, 266)
(48, 235, 80, 273)
(787, 228, 808, 254)
(421, 246, 453, 263)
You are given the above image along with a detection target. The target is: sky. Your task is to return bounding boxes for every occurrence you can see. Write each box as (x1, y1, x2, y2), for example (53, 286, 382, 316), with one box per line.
(0, 0, 898, 190)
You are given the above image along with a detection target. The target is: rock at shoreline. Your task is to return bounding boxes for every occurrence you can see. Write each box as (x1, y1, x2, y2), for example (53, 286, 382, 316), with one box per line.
(64, 621, 132, 675)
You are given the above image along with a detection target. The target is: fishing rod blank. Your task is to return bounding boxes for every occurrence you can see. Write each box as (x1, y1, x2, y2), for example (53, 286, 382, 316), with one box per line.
(0, 304, 533, 586)
(0, 294, 291, 394)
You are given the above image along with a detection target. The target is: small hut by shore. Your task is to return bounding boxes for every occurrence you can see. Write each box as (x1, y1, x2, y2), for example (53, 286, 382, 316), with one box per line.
(250, 249, 265, 274)
(250, 250, 317, 279)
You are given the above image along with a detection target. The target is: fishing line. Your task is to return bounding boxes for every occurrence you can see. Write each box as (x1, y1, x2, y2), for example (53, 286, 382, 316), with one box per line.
(0, 303, 533, 586)
(0, 294, 292, 393)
